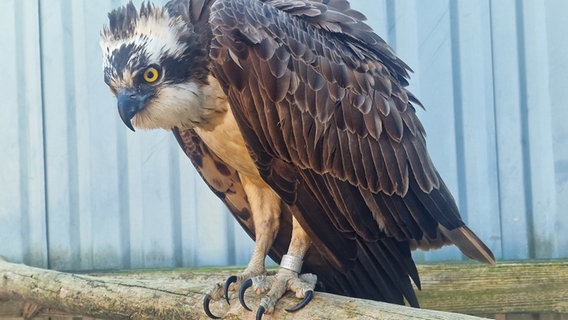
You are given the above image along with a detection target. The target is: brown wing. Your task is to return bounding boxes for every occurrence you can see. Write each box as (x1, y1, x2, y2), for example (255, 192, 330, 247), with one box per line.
(173, 127, 419, 304)
(206, 0, 495, 305)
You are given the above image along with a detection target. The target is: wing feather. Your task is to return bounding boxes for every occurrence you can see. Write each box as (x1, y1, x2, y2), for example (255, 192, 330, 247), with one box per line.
(207, 0, 495, 304)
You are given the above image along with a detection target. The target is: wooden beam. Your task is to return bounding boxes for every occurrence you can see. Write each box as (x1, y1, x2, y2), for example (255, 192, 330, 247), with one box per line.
(416, 261, 568, 314)
(0, 257, 487, 320)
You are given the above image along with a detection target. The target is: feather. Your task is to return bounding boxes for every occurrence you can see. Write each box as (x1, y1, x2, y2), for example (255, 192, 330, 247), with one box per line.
(382, 99, 404, 142)
(377, 136, 403, 195)
(316, 87, 336, 122)
(402, 136, 434, 192)
(373, 89, 391, 116)
(327, 81, 346, 102)
(362, 106, 382, 140)
(357, 135, 379, 191)
(306, 65, 327, 91)
(348, 133, 367, 187)
(440, 225, 496, 265)
(255, 37, 278, 60)
(267, 46, 290, 78)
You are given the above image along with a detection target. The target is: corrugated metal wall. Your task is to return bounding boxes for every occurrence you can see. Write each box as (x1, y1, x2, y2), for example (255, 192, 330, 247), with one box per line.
(0, 0, 566, 272)
(368, 0, 568, 262)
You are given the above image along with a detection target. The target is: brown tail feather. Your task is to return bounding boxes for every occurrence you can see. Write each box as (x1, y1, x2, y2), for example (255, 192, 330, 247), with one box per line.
(440, 225, 496, 265)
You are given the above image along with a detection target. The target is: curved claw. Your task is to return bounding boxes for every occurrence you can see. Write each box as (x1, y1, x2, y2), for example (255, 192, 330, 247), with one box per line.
(285, 290, 314, 313)
(239, 279, 253, 311)
(203, 294, 221, 319)
(224, 275, 238, 304)
(256, 306, 266, 320)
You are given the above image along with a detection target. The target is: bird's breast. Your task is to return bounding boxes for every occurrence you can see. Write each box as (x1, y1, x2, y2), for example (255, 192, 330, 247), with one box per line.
(194, 105, 263, 184)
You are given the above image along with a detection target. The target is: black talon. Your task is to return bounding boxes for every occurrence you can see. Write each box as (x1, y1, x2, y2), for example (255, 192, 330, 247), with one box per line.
(256, 306, 266, 320)
(224, 275, 238, 304)
(285, 290, 314, 312)
(203, 294, 221, 319)
(239, 279, 253, 311)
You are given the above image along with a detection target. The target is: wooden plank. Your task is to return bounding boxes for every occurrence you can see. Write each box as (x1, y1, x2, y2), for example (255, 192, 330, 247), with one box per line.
(1, 260, 567, 318)
(416, 261, 568, 314)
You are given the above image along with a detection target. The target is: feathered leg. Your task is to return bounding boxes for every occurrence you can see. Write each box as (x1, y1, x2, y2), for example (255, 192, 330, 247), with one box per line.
(203, 174, 281, 318)
(240, 217, 317, 319)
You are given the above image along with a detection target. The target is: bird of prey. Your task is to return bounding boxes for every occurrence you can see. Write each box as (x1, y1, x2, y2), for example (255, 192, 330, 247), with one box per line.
(100, 0, 495, 318)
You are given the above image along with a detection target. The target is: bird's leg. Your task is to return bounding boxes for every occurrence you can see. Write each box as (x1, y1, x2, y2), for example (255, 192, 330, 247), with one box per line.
(240, 217, 316, 319)
(204, 174, 281, 318)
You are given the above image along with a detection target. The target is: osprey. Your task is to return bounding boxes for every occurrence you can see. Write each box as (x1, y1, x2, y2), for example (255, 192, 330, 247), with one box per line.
(101, 0, 495, 318)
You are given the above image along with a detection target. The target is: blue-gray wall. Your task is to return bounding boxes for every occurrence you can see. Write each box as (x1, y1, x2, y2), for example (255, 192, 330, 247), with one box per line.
(0, 0, 566, 271)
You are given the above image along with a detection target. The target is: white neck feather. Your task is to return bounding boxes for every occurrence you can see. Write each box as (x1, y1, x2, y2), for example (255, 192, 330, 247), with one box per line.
(131, 75, 228, 131)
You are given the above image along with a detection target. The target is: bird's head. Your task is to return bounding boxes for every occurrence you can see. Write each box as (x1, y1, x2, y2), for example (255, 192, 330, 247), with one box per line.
(100, 1, 213, 131)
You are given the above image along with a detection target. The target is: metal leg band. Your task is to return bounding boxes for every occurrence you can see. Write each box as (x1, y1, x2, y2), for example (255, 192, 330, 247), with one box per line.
(280, 254, 303, 273)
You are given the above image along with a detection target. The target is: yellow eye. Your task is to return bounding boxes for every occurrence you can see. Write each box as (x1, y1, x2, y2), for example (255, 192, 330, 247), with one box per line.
(143, 67, 159, 83)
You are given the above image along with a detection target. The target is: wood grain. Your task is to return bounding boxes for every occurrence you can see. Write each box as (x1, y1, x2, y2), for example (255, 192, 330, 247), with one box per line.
(416, 261, 568, 314)
(0, 257, 489, 320)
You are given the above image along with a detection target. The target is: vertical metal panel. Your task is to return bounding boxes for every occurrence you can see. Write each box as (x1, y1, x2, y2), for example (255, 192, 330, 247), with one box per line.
(519, 0, 559, 259)
(448, 0, 502, 257)
(0, 0, 47, 268)
(489, 0, 532, 259)
(0, 0, 567, 272)
(545, 0, 568, 259)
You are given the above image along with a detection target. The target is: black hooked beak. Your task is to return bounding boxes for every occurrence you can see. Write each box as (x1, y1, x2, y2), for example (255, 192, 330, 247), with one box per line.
(117, 89, 151, 132)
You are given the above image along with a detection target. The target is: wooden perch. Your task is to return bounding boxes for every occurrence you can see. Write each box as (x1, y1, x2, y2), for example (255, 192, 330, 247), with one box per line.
(0, 257, 487, 320)
(415, 261, 568, 315)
